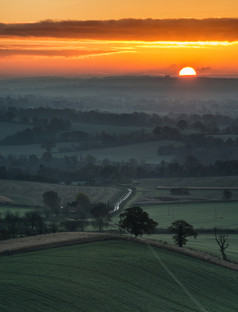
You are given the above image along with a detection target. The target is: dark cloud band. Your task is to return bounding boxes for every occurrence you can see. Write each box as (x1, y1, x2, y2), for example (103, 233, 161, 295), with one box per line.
(0, 18, 238, 41)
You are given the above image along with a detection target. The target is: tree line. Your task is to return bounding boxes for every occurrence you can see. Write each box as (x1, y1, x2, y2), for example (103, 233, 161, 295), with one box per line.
(1, 155, 238, 185)
(0, 190, 112, 240)
(0, 191, 230, 261)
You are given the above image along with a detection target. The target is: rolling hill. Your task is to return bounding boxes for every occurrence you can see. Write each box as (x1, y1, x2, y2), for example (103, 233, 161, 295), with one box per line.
(0, 238, 237, 312)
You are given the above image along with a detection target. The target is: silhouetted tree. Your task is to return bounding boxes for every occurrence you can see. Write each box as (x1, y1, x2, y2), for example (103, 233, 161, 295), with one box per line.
(75, 192, 91, 207)
(215, 227, 229, 261)
(61, 220, 79, 232)
(41, 141, 56, 153)
(4, 212, 21, 238)
(43, 190, 60, 216)
(177, 120, 188, 130)
(90, 202, 111, 231)
(169, 220, 197, 247)
(0, 166, 7, 179)
(119, 206, 158, 237)
(24, 211, 44, 235)
(223, 189, 232, 200)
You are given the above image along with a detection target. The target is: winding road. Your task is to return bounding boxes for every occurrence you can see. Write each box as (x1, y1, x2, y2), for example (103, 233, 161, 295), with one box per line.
(110, 188, 132, 214)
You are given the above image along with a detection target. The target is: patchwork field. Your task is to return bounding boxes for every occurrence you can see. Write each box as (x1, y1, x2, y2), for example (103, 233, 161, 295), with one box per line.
(0, 179, 123, 207)
(141, 201, 238, 229)
(0, 239, 237, 312)
(0, 119, 178, 163)
(58, 140, 178, 163)
(133, 176, 238, 188)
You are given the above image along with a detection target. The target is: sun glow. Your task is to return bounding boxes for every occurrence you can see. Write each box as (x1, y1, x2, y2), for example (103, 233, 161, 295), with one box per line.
(179, 67, 197, 76)
(1, 36, 238, 77)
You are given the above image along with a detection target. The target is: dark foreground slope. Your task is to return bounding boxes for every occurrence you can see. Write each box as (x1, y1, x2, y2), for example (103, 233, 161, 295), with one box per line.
(0, 239, 237, 312)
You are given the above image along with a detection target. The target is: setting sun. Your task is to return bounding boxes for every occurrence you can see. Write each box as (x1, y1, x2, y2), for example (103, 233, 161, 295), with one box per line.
(179, 67, 197, 76)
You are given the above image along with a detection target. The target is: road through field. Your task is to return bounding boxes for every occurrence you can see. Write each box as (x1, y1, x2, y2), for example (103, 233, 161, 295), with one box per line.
(110, 188, 132, 213)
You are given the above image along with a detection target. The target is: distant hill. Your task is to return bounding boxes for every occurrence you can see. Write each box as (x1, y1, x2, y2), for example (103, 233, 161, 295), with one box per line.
(0, 76, 238, 115)
(1, 76, 238, 98)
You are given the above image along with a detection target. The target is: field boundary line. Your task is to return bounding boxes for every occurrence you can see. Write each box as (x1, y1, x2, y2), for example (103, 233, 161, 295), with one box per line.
(125, 236, 238, 271)
(1, 232, 238, 271)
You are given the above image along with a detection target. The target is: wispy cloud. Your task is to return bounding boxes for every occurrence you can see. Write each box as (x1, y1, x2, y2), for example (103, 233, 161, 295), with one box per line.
(0, 18, 238, 41)
(0, 48, 119, 58)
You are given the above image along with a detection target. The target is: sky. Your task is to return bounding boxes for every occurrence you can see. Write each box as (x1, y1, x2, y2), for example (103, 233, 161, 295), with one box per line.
(0, 0, 238, 78)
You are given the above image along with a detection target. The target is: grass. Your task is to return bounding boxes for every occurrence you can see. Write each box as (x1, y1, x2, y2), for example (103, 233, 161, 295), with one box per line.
(125, 177, 238, 230)
(0, 239, 237, 312)
(144, 233, 238, 263)
(0, 205, 33, 216)
(134, 176, 238, 188)
(141, 201, 238, 229)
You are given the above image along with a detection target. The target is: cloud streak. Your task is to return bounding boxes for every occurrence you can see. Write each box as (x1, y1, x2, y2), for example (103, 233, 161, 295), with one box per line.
(0, 48, 118, 58)
(0, 18, 238, 41)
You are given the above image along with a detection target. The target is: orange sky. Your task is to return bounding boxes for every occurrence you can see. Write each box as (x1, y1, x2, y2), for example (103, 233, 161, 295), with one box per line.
(0, 1, 238, 78)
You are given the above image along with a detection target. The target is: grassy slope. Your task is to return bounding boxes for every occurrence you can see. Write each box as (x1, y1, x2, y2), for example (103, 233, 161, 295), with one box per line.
(0, 240, 237, 312)
(141, 201, 238, 229)
(144, 233, 238, 263)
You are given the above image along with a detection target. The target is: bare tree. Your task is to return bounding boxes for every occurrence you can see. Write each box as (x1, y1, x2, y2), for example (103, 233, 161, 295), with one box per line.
(215, 227, 229, 261)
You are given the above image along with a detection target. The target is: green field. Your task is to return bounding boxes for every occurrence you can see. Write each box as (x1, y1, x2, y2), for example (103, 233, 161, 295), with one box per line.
(134, 176, 238, 188)
(141, 201, 238, 229)
(0, 204, 33, 216)
(126, 177, 238, 209)
(144, 234, 238, 263)
(0, 240, 237, 312)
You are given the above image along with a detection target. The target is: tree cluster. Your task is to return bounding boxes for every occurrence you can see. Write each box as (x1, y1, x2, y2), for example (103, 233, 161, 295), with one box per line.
(0, 211, 45, 239)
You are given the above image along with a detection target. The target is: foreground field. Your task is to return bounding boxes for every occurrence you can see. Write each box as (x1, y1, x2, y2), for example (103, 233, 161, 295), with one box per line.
(0, 239, 237, 312)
